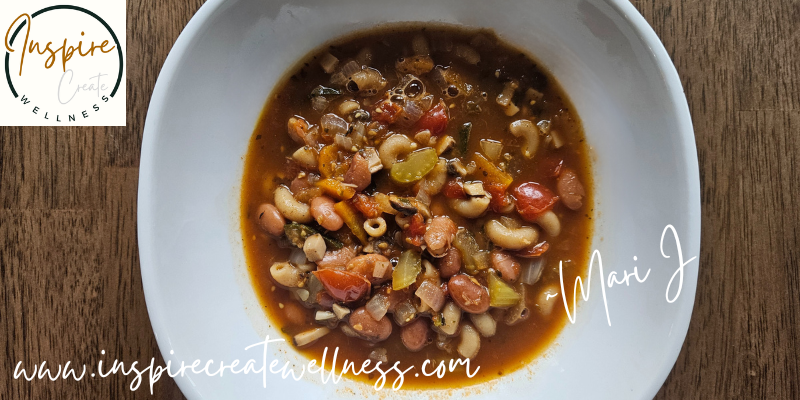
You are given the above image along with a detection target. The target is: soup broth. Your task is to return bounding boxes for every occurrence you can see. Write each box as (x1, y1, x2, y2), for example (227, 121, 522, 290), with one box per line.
(240, 25, 593, 388)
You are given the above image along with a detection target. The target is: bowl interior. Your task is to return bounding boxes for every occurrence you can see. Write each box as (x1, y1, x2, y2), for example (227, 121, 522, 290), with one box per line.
(138, 0, 699, 398)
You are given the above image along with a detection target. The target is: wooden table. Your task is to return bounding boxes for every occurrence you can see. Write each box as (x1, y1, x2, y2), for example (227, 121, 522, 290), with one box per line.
(1, 0, 797, 398)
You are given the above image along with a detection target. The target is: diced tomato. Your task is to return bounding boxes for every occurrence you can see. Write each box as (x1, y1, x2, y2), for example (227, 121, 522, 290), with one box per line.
(374, 100, 403, 125)
(351, 194, 382, 219)
(404, 213, 426, 246)
(538, 155, 564, 178)
(513, 182, 559, 221)
(485, 182, 513, 212)
(415, 99, 449, 136)
(313, 269, 371, 303)
(515, 241, 550, 258)
(442, 178, 467, 199)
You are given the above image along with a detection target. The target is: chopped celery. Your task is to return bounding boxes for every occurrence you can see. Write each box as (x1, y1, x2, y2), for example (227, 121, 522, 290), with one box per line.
(392, 250, 421, 290)
(453, 229, 490, 274)
(488, 272, 521, 308)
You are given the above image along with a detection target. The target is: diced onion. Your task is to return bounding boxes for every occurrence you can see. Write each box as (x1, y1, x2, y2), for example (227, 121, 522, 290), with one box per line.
(416, 186, 432, 206)
(398, 100, 424, 127)
(350, 121, 366, 145)
(315, 310, 336, 321)
(454, 44, 480, 65)
(419, 94, 434, 110)
(415, 280, 446, 312)
(520, 257, 545, 285)
(320, 52, 339, 74)
(293, 288, 310, 302)
(550, 130, 565, 149)
(393, 300, 417, 326)
(320, 113, 349, 137)
(356, 47, 373, 66)
(369, 348, 388, 363)
(373, 260, 391, 278)
(311, 96, 329, 112)
(496, 80, 518, 107)
(480, 139, 503, 161)
(536, 119, 551, 134)
(366, 293, 390, 320)
(332, 304, 350, 319)
(340, 60, 361, 78)
(330, 72, 348, 86)
(289, 248, 308, 265)
(334, 134, 354, 150)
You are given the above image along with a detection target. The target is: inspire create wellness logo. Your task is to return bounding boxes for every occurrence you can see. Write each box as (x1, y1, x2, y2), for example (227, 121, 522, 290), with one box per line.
(1, 1, 125, 126)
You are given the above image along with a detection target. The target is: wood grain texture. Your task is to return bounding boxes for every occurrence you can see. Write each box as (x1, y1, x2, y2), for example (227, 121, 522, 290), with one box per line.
(0, 0, 797, 398)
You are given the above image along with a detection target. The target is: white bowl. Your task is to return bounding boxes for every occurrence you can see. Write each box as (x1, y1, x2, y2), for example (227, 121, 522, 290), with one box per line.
(139, 0, 700, 398)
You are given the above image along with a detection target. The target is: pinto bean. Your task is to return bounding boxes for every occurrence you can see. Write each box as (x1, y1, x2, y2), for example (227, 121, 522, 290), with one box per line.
(557, 168, 585, 210)
(448, 275, 490, 314)
(438, 247, 462, 278)
(344, 153, 372, 191)
(401, 318, 431, 352)
(255, 203, 285, 236)
(346, 254, 393, 284)
(424, 216, 458, 258)
(348, 307, 392, 342)
(491, 250, 521, 282)
(310, 196, 344, 231)
(290, 175, 313, 193)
